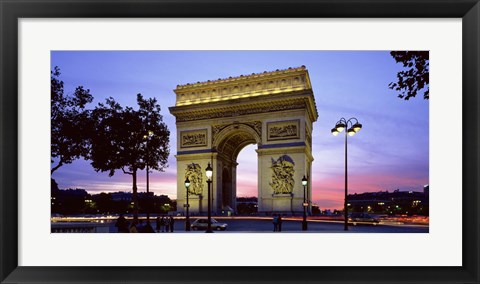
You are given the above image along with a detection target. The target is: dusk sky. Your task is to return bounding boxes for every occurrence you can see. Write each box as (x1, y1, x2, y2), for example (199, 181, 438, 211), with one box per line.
(51, 51, 429, 210)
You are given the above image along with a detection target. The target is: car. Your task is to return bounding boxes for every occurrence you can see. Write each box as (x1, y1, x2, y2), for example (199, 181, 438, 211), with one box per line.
(191, 218, 228, 231)
(348, 213, 380, 226)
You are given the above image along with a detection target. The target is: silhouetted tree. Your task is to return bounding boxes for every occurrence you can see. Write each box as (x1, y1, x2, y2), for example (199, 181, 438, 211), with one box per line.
(51, 188, 90, 215)
(95, 192, 113, 213)
(88, 94, 170, 221)
(51, 66, 93, 174)
(389, 51, 429, 100)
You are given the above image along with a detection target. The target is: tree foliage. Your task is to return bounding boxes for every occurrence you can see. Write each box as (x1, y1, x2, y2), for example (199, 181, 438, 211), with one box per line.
(389, 51, 429, 100)
(88, 94, 170, 220)
(51, 66, 93, 174)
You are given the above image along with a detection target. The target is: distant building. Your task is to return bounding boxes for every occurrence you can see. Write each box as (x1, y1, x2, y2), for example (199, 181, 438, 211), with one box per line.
(110, 191, 133, 202)
(236, 197, 258, 204)
(347, 188, 429, 216)
(62, 188, 89, 197)
(236, 197, 258, 215)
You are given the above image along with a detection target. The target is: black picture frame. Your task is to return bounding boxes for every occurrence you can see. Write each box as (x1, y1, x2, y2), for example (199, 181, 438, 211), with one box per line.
(1, 0, 478, 283)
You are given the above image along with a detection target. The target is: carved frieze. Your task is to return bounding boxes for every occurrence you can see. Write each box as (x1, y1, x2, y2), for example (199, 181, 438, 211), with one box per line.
(180, 129, 207, 148)
(270, 155, 295, 194)
(185, 163, 204, 196)
(267, 120, 300, 141)
(174, 100, 306, 122)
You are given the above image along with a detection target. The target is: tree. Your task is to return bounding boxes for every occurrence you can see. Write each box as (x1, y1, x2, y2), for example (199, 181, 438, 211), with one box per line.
(94, 192, 113, 214)
(388, 51, 429, 100)
(89, 94, 170, 221)
(51, 66, 93, 174)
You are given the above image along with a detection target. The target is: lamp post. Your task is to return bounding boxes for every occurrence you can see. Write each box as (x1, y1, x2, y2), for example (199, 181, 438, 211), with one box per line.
(143, 130, 154, 222)
(185, 177, 191, 231)
(302, 175, 308, 231)
(205, 162, 213, 233)
(331, 118, 362, 231)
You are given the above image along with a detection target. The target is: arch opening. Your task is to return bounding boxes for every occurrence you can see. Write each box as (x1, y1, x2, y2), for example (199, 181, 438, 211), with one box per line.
(215, 126, 259, 215)
(235, 145, 259, 215)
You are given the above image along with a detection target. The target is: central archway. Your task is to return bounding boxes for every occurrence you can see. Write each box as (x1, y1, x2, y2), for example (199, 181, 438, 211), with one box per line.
(236, 144, 258, 198)
(213, 124, 260, 213)
(169, 66, 318, 215)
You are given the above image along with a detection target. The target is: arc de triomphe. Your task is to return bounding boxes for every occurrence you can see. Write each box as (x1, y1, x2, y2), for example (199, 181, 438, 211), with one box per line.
(169, 66, 318, 215)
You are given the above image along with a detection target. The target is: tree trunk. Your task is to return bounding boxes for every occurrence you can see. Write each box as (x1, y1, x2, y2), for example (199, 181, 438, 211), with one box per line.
(132, 169, 138, 221)
(51, 160, 63, 175)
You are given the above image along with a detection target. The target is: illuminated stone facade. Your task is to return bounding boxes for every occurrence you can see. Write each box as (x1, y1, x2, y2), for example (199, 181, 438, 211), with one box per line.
(169, 66, 318, 215)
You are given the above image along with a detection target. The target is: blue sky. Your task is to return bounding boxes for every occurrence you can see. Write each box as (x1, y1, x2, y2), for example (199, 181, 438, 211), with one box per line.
(51, 51, 429, 210)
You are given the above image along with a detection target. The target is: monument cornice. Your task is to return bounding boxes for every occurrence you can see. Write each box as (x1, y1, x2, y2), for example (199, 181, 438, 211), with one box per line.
(169, 90, 318, 123)
(173, 66, 316, 110)
(176, 66, 308, 90)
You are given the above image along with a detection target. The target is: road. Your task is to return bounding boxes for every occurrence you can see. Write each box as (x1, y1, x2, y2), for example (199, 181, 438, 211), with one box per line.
(106, 217, 428, 233)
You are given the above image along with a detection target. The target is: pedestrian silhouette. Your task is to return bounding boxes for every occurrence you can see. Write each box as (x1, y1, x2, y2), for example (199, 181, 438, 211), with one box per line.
(170, 216, 175, 232)
(155, 216, 161, 233)
(165, 216, 171, 232)
(278, 215, 283, 232)
(115, 214, 129, 233)
(272, 214, 279, 232)
(160, 216, 166, 232)
(129, 221, 138, 233)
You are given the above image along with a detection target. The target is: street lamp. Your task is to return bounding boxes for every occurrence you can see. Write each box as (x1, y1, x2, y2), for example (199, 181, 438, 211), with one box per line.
(331, 118, 362, 231)
(143, 130, 154, 222)
(302, 175, 308, 231)
(185, 177, 191, 231)
(205, 162, 213, 233)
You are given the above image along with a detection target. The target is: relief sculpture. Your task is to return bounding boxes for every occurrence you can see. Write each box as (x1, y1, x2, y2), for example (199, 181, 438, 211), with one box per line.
(183, 133, 206, 146)
(185, 163, 204, 195)
(181, 129, 207, 148)
(270, 155, 295, 194)
(269, 124, 297, 138)
(267, 120, 300, 141)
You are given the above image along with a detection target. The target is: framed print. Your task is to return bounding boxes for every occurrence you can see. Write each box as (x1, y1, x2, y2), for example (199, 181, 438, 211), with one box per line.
(1, 0, 479, 284)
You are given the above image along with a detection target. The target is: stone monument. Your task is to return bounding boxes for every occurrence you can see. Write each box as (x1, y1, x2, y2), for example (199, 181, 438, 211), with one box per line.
(169, 66, 318, 215)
